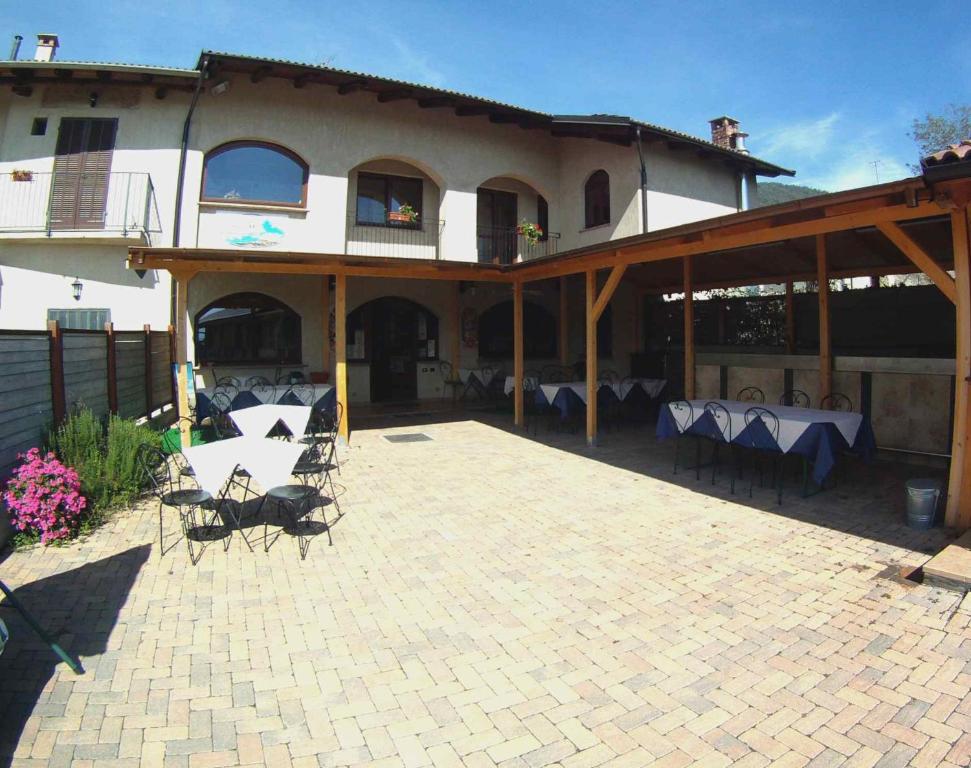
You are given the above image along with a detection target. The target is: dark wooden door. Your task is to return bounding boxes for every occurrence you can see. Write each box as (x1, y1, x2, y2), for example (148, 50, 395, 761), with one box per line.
(370, 299, 419, 403)
(50, 118, 117, 230)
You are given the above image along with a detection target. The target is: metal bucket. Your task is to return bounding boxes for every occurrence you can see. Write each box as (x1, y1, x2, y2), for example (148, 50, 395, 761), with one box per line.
(905, 479, 941, 530)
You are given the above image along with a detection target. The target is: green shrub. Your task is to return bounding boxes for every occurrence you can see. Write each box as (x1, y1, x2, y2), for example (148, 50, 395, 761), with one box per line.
(48, 407, 161, 517)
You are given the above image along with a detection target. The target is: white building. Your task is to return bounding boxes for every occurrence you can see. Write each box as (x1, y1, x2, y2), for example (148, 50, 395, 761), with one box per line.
(0, 37, 792, 405)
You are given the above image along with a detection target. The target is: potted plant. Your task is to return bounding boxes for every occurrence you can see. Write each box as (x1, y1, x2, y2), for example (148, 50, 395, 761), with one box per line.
(517, 220, 544, 246)
(389, 204, 419, 224)
(11, 169, 33, 182)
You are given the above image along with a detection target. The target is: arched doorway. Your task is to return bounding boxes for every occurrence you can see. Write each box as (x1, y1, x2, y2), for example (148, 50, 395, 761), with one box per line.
(347, 297, 439, 402)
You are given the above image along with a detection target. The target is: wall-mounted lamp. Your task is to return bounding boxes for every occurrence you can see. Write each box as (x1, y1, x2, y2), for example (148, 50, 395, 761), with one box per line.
(88, 92, 98, 108)
(71, 276, 83, 301)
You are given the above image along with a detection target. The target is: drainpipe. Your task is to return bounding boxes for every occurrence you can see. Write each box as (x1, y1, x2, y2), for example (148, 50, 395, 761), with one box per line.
(737, 169, 750, 212)
(635, 126, 648, 233)
(169, 55, 209, 322)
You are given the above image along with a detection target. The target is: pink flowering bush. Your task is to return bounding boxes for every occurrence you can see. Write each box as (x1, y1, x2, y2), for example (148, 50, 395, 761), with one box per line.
(4, 448, 87, 544)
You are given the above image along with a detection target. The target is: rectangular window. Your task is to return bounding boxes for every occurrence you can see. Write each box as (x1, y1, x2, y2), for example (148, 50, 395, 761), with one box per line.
(47, 308, 110, 330)
(355, 172, 423, 226)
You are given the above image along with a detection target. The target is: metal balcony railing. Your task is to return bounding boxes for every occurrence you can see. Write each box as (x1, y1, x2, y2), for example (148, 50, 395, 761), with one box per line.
(0, 171, 162, 238)
(476, 225, 560, 265)
(345, 214, 444, 259)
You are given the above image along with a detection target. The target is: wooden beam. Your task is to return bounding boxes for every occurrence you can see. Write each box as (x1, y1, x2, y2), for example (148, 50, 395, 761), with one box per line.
(417, 96, 454, 108)
(947, 206, 971, 530)
(559, 276, 568, 365)
(513, 281, 524, 429)
(48, 320, 65, 426)
(454, 105, 492, 117)
(321, 276, 330, 377)
(376, 89, 412, 103)
(450, 281, 461, 372)
(586, 270, 598, 446)
(174, 273, 192, 448)
(250, 66, 272, 83)
(337, 80, 367, 95)
(785, 280, 796, 354)
(105, 322, 118, 415)
(292, 74, 313, 89)
(592, 262, 626, 321)
(876, 221, 957, 304)
(683, 256, 695, 399)
(817, 235, 831, 404)
(513, 201, 940, 282)
(335, 274, 349, 443)
(144, 324, 155, 419)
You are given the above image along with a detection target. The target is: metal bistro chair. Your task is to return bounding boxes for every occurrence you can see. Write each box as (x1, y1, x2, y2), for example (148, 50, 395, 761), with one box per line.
(286, 382, 316, 408)
(245, 374, 272, 388)
(669, 400, 696, 476)
(704, 401, 736, 493)
(779, 390, 810, 408)
(438, 361, 464, 404)
(258, 483, 320, 560)
(736, 386, 765, 404)
(251, 381, 275, 404)
(301, 401, 343, 476)
(215, 375, 241, 389)
(743, 406, 782, 505)
(137, 445, 221, 565)
(820, 392, 853, 412)
(208, 392, 240, 441)
(485, 365, 506, 409)
(292, 421, 342, 521)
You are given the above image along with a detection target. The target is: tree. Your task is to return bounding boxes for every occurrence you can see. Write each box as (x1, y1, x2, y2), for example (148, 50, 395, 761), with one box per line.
(911, 104, 971, 163)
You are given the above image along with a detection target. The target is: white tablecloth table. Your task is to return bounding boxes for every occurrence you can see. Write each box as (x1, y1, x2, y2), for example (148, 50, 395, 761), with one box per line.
(674, 399, 863, 452)
(229, 404, 312, 439)
(618, 378, 667, 400)
(539, 381, 590, 405)
(182, 436, 307, 496)
(502, 375, 539, 395)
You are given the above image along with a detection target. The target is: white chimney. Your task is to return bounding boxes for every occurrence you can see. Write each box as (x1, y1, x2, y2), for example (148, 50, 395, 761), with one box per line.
(34, 33, 59, 62)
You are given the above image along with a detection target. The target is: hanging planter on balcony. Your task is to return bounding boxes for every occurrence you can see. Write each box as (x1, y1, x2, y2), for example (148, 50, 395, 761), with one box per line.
(517, 219, 544, 246)
(388, 204, 419, 224)
(10, 169, 33, 182)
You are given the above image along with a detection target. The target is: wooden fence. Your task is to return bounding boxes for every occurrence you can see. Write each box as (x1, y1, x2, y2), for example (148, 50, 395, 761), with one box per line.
(0, 322, 175, 479)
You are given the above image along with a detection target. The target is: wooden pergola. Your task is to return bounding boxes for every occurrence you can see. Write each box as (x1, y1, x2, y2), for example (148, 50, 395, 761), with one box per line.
(129, 171, 971, 530)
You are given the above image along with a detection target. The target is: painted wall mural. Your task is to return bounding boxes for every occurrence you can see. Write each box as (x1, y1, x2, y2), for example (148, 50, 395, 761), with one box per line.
(225, 217, 286, 248)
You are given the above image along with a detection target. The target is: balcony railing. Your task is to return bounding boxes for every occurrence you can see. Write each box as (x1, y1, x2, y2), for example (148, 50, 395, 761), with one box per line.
(0, 171, 162, 239)
(477, 225, 560, 265)
(345, 214, 444, 259)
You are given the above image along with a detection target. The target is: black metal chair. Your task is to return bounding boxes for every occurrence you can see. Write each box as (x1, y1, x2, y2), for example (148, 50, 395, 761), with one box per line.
(743, 407, 782, 504)
(208, 392, 240, 441)
(215, 375, 241, 389)
(779, 390, 810, 408)
(704, 402, 736, 493)
(669, 400, 696, 476)
(301, 401, 343, 476)
(252, 381, 275, 403)
(258, 483, 322, 560)
(820, 392, 853, 412)
(137, 445, 220, 565)
(292, 428, 341, 520)
(245, 375, 272, 388)
(736, 387, 765, 403)
(287, 382, 316, 408)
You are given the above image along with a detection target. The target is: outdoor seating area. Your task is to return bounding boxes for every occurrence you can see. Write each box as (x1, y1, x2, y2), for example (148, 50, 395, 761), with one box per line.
(145, 400, 343, 564)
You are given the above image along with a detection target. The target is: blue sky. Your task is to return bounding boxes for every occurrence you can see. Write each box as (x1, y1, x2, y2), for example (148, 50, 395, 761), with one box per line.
(3, 1, 969, 190)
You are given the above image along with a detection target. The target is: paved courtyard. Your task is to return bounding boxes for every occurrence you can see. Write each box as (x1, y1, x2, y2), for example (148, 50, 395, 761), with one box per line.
(1, 415, 970, 768)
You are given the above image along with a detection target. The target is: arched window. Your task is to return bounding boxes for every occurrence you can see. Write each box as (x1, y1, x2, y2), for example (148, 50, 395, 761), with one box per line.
(195, 292, 301, 365)
(202, 141, 308, 206)
(584, 169, 610, 228)
(479, 300, 556, 359)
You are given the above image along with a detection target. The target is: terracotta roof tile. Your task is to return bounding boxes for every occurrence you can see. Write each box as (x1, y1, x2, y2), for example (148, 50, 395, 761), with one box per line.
(922, 140, 971, 168)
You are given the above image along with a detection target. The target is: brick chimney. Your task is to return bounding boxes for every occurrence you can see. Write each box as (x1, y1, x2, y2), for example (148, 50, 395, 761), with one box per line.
(33, 33, 58, 62)
(709, 116, 749, 154)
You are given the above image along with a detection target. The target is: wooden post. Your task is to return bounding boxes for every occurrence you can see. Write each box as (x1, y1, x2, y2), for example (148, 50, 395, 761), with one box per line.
(559, 276, 568, 365)
(513, 280, 524, 428)
(785, 280, 796, 354)
(144, 324, 154, 419)
(335, 273, 349, 442)
(48, 319, 65, 425)
(105, 322, 118, 415)
(947, 206, 971, 530)
(173, 272, 192, 448)
(817, 235, 832, 403)
(321, 276, 330, 377)
(585, 270, 597, 445)
(167, 324, 176, 407)
(683, 256, 695, 399)
(451, 281, 461, 370)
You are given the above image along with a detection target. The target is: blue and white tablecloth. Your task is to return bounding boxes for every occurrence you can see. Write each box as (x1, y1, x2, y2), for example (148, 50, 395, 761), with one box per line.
(656, 399, 876, 485)
(536, 380, 668, 420)
(195, 384, 335, 423)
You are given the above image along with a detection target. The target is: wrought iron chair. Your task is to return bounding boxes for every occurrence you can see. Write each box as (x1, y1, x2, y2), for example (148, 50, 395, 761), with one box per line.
(245, 375, 272, 388)
(598, 369, 619, 387)
(301, 401, 343, 476)
(523, 374, 541, 434)
(704, 401, 736, 493)
(276, 370, 307, 385)
(779, 390, 810, 408)
(597, 381, 623, 433)
(137, 445, 220, 565)
(208, 392, 239, 440)
(736, 386, 765, 403)
(484, 365, 506, 409)
(292, 426, 341, 520)
(287, 382, 317, 408)
(743, 406, 782, 504)
(669, 400, 696, 476)
(215, 375, 241, 389)
(259, 483, 324, 560)
(438, 361, 464, 404)
(252, 381, 275, 404)
(820, 392, 853, 412)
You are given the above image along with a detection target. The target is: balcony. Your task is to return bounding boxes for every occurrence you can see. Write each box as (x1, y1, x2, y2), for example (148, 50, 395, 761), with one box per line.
(476, 225, 560, 265)
(345, 214, 444, 260)
(0, 171, 162, 242)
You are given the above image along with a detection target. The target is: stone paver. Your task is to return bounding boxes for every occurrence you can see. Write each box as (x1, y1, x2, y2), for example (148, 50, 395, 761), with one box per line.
(1, 414, 969, 767)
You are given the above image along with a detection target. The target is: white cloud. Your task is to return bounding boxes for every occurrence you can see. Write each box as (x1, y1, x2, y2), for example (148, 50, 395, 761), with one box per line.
(388, 36, 445, 87)
(759, 112, 841, 161)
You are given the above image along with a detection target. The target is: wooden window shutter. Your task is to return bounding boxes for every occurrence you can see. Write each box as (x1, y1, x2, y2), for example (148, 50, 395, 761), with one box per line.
(50, 118, 117, 230)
